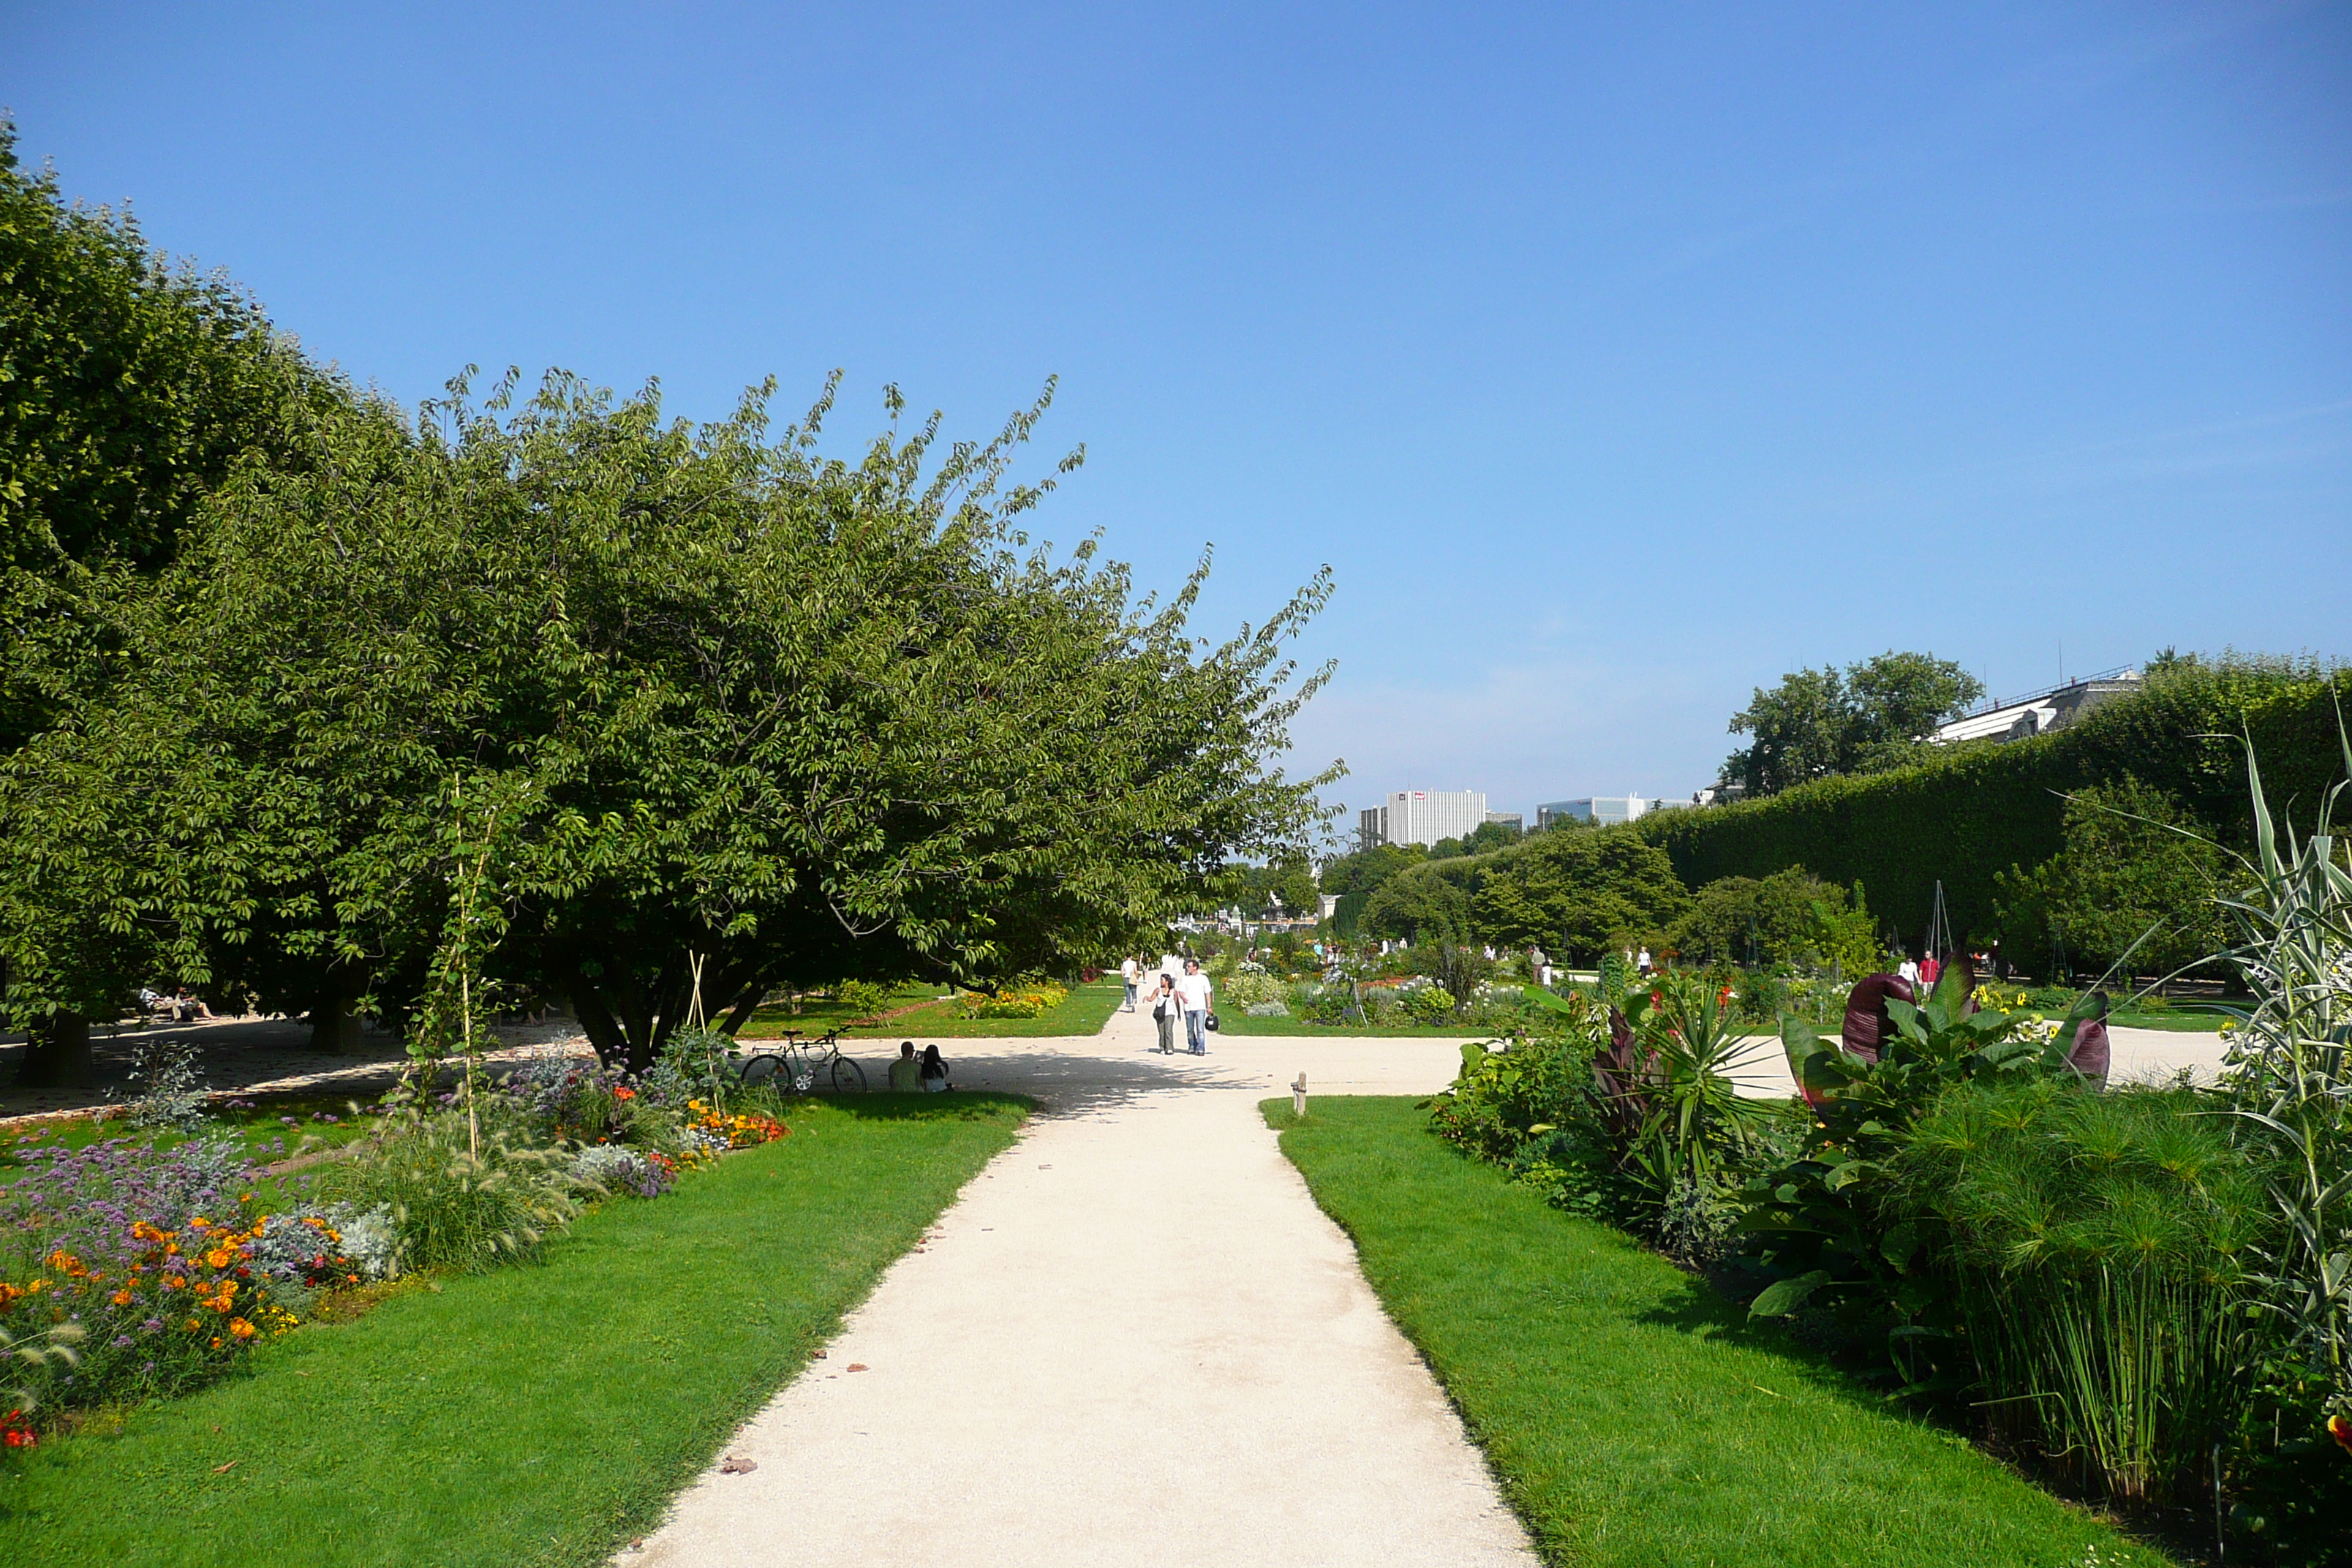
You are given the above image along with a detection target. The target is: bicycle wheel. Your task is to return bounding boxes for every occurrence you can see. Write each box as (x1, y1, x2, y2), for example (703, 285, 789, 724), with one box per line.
(738, 1054, 781, 1087)
(828, 1055, 867, 1093)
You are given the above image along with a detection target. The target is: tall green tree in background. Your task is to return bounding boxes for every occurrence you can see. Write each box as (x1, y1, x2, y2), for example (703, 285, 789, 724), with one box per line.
(1722, 651, 1983, 797)
(1994, 778, 2229, 981)
(1, 372, 1338, 1074)
(0, 123, 342, 1083)
(1467, 831, 1689, 960)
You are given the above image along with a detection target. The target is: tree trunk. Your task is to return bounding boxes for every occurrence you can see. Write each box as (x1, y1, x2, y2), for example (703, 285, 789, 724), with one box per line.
(16, 1010, 94, 1088)
(568, 985, 635, 1073)
(308, 980, 359, 1054)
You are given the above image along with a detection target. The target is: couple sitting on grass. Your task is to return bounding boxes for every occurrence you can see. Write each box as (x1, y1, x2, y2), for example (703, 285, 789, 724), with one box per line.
(889, 1041, 952, 1093)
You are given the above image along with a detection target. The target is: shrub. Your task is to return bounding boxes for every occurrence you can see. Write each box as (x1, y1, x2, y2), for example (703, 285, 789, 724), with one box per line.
(1215, 968, 1284, 1009)
(320, 1109, 585, 1274)
(834, 979, 894, 1020)
(1639, 658, 2352, 951)
(1741, 968, 2109, 1368)
(953, 979, 1067, 1018)
(1899, 1079, 2266, 1507)
(113, 1033, 209, 1132)
(1402, 985, 1456, 1024)
(569, 1142, 677, 1199)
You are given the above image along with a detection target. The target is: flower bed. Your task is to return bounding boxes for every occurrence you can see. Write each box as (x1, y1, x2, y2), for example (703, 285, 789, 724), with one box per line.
(0, 1135, 382, 1432)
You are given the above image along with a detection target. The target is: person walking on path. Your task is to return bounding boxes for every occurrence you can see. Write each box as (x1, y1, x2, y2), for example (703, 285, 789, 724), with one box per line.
(1148, 974, 1180, 1054)
(1119, 954, 1141, 1012)
(1175, 959, 1214, 1055)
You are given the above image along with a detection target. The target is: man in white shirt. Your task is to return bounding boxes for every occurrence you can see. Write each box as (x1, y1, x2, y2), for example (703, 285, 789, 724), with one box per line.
(1897, 955, 1922, 990)
(1118, 955, 1140, 1011)
(1175, 959, 1214, 1055)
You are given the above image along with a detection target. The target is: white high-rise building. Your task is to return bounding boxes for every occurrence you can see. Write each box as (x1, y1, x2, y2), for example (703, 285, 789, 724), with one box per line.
(1358, 790, 1488, 850)
(1535, 796, 1654, 829)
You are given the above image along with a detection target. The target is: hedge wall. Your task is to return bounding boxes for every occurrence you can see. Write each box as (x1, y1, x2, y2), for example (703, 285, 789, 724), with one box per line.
(1632, 663, 2350, 947)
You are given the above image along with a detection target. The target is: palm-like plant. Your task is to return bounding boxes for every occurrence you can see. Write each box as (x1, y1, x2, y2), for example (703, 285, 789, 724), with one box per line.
(1610, 972, 1779, 1200)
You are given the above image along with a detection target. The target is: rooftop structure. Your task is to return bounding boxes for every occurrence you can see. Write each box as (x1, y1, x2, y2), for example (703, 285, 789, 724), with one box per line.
(1933, 668, 2142, 745)
(1536, 796, 1654, 829)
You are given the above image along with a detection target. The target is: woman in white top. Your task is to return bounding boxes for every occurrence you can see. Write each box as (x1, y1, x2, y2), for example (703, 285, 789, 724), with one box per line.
(1148, 974, 1180, 1055)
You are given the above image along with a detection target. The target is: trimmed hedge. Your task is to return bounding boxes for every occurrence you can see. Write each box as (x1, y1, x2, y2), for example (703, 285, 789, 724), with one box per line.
(1635, 662, 2349, 946)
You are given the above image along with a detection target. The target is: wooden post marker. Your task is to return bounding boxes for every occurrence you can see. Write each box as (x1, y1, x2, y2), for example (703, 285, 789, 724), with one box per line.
(1292, 1072, 1308, 1118)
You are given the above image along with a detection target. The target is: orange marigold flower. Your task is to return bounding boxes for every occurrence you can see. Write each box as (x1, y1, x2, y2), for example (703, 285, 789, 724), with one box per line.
(228, 1317, 256, 1340)
(2330, 1412, 2352, 1455)
(205, 1249, 233, 1270)
(110, 1289, 135, 1307)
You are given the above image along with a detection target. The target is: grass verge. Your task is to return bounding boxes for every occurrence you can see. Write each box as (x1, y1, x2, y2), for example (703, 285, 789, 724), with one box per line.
(740, 979, 1126, 1039)
(1210, 1011, 1492, 1038)
(3, 1090, 387, 1165)
(0, 1093, 1028, 1567)
(1264, 1096, 2179, 1568)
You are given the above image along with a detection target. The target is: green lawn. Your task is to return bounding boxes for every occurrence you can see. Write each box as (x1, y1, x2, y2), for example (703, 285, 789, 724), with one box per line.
(2107, 1010, 2230, 1033)
(743, 979, 1126, 1039)
(1265, 1096, 2178, 1568)
(0, 1093, 1028, 1567)
(1210, 1010, 1491, 1038)
(2, 1090, 388, 1166)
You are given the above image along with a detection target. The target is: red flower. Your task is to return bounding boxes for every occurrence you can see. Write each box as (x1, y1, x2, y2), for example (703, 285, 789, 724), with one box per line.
(2329, 1412, 2352, 1455)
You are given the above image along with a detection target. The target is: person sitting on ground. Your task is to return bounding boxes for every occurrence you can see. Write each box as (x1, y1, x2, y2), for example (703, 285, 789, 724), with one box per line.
(919, 1044, 951, 1093)
(887, 1040, 923, 1091)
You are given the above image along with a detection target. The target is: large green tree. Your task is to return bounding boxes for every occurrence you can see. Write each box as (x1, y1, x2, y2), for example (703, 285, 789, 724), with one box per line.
(1666, 867, 1849, 967)
(1, 373, 1337, 1074)
(0, 123, 338, 1083)
(1722, 651, 1983, 797)
(1467, 832, 1689, 962)
(1994, 778, 2228, 981)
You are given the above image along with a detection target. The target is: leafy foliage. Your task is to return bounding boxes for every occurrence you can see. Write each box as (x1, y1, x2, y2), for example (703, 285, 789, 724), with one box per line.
(0, 374, 1334, 1072)
(1995, 778, 2230, 980)
(1898, 1078, 2266, 1507)
(1643, 656, 2352, 959)
(1740, 968, 2101, 1355)
(1665, 867, 1861, 968)
(1722, 651, 1983, 799)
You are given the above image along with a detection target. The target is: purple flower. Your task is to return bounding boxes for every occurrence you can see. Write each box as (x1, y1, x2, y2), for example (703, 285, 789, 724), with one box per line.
(112, 1335, 134, 1349)
(143, 1318, 163, 1333)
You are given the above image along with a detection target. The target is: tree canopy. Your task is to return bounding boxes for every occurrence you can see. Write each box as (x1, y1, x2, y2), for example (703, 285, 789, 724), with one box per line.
(1663, 867, 1877, 970)
(1722, 651, 1984, 798)
(0, 121, 337, 753)
(1994, 779, 2228, 981)
(1, 372, 1336, 1074)
(1357, 829, 1689, 962)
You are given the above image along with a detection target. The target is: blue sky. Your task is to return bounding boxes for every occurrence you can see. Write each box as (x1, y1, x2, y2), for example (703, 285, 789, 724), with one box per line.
(7, 2, 2348, 821)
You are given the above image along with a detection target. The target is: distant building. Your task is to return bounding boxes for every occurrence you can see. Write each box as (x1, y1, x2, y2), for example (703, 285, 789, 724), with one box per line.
(1934, 668, 2141, 745)
(1358, 790, 1489, 849)
(1485, 811, 1523, 832)
(1537, 796, 1654, 829)
(1690, 780, 1747, 808)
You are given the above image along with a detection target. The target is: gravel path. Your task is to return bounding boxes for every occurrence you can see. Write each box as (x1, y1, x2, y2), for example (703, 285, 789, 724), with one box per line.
(630, 1005, 1535, 1567)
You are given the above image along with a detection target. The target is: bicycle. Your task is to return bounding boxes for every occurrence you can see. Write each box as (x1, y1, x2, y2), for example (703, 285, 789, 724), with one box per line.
(735, 1029, 866, 1093)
